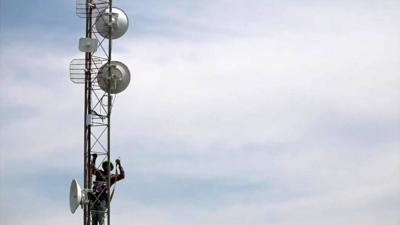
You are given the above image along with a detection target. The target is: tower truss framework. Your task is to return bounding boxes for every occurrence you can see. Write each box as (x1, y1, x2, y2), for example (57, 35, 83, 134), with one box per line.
(69, 0, 130, 225)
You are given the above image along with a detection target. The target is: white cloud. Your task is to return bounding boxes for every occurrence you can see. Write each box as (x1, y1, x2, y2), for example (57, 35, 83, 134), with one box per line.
(112, 30, 400, 148)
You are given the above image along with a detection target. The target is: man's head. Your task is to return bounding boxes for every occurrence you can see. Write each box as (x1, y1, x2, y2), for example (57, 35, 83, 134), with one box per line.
(102, 161, 114, 173)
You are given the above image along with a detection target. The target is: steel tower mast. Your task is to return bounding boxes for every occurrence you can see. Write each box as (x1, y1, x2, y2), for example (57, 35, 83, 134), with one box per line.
(69, 1, 131, 225)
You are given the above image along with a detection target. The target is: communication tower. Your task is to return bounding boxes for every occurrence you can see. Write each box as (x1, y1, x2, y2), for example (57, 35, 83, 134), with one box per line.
(68, 1, 131, 225)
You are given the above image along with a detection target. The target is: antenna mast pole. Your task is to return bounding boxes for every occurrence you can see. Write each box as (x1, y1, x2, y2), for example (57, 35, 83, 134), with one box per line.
(84, 1, 93, 225)
(106, 2, 113, 225)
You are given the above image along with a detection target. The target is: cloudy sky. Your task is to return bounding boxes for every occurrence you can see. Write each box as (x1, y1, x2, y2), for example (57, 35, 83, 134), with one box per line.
(1, 0, 399, 224)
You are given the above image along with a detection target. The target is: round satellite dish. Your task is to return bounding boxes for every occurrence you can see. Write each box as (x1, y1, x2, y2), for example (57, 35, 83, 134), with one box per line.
(97, 61, 131, 94)
(95, 8, 129, 39)
(69, 179, 82, 214)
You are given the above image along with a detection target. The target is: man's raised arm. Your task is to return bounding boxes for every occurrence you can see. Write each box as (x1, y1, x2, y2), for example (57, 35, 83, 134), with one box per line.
(115, 159, 125, 182)
(90, 154, 98, 174)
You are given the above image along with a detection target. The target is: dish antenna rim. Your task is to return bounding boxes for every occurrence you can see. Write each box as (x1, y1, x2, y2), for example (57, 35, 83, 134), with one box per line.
(69, 179, 82, 214)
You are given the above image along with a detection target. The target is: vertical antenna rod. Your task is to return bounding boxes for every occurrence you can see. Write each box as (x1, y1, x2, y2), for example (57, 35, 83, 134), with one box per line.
(84, 1, 93, 225)
(107, 1, 113, 225)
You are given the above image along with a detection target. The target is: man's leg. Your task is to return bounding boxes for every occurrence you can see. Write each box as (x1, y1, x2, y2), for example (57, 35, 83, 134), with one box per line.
(90, 193, 99, 225)
(92, 202, 100, 225)
(92, 212, 99, 225)
(98, 199, 107, 225)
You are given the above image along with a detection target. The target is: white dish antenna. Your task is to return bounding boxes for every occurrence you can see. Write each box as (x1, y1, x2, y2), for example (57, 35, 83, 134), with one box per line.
(97, 61, 131, 94)
(95, 8, 129, 39)
(69, 179, 83, 214)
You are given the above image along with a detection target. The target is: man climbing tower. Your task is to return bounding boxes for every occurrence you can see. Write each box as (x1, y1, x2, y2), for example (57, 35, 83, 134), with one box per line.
(90, 153, 125, 225)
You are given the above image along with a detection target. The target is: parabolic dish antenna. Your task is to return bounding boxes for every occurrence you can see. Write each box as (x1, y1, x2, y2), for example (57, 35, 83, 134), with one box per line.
(97, 61, 131, 94)
(95, 8, 129, 39)
(69, 179, 82, 214)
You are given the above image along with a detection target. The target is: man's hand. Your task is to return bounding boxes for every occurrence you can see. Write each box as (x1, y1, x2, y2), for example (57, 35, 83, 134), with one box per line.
(92, 154, 98, 164)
